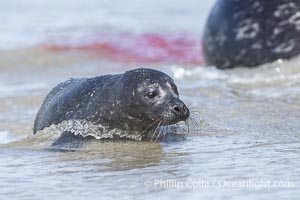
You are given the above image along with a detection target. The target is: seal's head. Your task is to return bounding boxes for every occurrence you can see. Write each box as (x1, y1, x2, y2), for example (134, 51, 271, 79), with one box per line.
(118, 68, 190, 130)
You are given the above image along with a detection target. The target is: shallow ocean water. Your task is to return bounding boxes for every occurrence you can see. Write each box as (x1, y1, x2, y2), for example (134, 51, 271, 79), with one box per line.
(0, 0, 300, 199)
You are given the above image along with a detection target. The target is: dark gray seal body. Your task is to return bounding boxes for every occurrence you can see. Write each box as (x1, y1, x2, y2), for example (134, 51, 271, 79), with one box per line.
(203, 0, 300, 69)
(34, 68, 189, 145)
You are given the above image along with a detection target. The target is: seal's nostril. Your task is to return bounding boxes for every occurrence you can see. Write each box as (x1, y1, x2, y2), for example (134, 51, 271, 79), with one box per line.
(173, 106, 180, 113)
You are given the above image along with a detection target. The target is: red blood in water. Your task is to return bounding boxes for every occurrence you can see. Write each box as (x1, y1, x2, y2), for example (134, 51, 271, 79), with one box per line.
(44, 32, 204, 65)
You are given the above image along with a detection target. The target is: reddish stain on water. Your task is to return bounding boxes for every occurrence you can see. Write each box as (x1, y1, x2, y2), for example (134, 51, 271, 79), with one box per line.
(44, 32, 204, 65)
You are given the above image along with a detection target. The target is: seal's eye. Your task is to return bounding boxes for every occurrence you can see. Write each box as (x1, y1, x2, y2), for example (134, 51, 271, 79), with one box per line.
(146, 92, 157, 99)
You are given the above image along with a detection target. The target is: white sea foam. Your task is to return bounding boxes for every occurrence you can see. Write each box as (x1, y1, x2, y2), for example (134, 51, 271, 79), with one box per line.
(36, 120, 144, 141)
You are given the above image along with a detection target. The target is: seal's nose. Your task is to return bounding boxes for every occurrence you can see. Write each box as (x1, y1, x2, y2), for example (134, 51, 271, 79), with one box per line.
(171, 99, 190, 121)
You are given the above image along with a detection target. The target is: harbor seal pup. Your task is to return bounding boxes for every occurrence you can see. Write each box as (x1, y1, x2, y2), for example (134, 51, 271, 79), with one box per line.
(33, 68, 190, 145)
(203, 0, 300, 69)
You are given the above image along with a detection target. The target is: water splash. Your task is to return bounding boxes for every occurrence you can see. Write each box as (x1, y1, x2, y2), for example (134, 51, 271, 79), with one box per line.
(36, 120, 144, 141)
(35, 119, 201, 143)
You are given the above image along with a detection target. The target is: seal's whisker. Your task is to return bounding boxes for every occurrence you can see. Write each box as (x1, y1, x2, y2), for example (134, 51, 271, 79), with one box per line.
(156, 119, 168, 143)
(189, 109, 203, 116)
(184, 120, 190, 139)
(154, 126, 162, 143)
(159, 110, 173, 142)
(188, 105, 204, 120)
(190, 111, 202, 115)
(190, 112, 204, 125)
(187, 118, 194, 134)
(158, 113, 169, 142)
(186, 103, 195, 109)
(151, 120, 162, 142)
(190, 116, 200, 129)
(188, 107, 203, 114)
(193, 116, 204, 129)
(162, 124, 167, 142)
(188, 115, 203, 133)
(188, 118, 197, 135)
(142, 116, 163, 136)
(191, 113, 204, 120)
(164, 115, 171, 141)
(190, 120, 198, 135)
(188, 106, 200, 110)
(189, 115, 201, 126)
